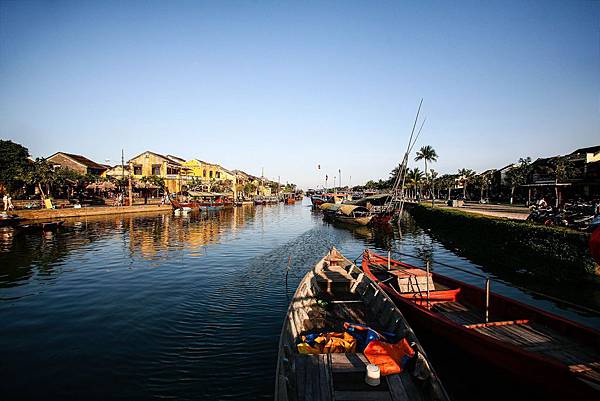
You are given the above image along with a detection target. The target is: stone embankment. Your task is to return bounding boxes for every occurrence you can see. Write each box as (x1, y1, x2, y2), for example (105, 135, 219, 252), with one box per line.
(12, 204, 169, 220)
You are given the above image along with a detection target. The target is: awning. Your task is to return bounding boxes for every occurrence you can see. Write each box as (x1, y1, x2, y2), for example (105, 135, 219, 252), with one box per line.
(339, 205, 369, 216)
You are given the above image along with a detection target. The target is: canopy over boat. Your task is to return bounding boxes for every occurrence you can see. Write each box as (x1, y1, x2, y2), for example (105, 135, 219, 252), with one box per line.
(338, 204, 369, 216)
(348, 193, 392, 206)
(319, 203, 340, 212)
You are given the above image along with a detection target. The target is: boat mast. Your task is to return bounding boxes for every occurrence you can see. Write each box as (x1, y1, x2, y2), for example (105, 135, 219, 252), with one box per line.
(386, 99, 425, 215)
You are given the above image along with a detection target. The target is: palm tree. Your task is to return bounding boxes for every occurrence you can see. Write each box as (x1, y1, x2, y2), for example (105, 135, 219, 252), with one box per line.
(406, 168, 424, 199)
(415, 146, 438, 199)
(429, 169, 438, 200)
(457, 168, 475, 199)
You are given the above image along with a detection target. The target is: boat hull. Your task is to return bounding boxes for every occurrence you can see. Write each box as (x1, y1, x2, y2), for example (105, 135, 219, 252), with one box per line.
(362, 251, 600, 400)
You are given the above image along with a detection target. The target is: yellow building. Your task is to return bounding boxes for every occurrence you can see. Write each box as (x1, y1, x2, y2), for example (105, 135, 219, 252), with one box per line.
(127, 151, 192, 193)
(183, 159, 237, 197)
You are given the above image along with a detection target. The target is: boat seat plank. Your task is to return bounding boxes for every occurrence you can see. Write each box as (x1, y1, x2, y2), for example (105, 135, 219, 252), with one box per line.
(330, 353, 370, 373)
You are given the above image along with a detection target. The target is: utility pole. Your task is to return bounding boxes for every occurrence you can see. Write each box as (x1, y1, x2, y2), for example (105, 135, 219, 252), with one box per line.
(128, 159, 133, 207)
(339, 169, 342, 192)
(333, 176, 336, 192)
(121, 149, 125, 193)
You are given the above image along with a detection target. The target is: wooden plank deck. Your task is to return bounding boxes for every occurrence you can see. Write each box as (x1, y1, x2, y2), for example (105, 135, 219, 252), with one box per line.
(293, 353, 420, 401)
(432, 301, 482, 325)
(473, 321, 600, 383)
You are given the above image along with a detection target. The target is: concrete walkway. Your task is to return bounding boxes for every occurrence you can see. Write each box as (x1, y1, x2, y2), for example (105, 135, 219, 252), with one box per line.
(434, 201, 530, 220)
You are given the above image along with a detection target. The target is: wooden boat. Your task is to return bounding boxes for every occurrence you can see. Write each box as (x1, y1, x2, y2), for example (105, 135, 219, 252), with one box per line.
(361, 250, 600, 400)
(0, 213, 23, 227)
(275, 247, 449, 401)
(310, 195, 328, 207)
(320, 204, 374, 226)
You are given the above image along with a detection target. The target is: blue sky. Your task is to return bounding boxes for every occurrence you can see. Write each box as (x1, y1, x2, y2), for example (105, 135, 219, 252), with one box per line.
(1, 0, 598, 188)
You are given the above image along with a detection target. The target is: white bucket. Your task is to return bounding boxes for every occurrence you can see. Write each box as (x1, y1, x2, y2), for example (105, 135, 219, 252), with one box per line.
(365, 364, 380, 386)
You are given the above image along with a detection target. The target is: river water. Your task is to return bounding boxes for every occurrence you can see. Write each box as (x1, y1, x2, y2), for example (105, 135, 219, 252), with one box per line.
(1, 200, 598, 400)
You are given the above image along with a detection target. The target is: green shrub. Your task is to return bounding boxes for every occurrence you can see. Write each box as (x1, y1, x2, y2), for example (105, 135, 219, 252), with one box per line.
(409, 204, 595, 278)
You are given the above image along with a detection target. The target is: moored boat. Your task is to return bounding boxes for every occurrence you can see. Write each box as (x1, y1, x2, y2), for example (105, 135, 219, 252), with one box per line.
(275, 247, 449, 401)
(284, 194, 296, 204)
(361, 249, 600, 400)
(319, 203, 373, 226)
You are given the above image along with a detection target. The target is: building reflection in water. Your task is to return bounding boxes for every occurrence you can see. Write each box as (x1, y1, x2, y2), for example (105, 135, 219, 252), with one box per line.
(127, 206, 257, 260)
(0, 207, 261, 290)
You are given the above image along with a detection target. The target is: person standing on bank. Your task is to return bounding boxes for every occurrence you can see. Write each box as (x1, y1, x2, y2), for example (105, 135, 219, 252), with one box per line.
(2, 193, 7, 211)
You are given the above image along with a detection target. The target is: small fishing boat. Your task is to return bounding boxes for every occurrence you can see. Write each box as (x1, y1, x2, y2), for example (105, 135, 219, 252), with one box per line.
(275, 247, 449, 401)
(284, 194, 296, 204)
(310, 195, 327, 207)
(320, 203, 373, 226)
(362, 250, 600, 400)
(0, 213, 23, 227)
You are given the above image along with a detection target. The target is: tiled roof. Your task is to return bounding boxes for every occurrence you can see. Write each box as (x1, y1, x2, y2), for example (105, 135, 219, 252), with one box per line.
(48, 152, 108, 170)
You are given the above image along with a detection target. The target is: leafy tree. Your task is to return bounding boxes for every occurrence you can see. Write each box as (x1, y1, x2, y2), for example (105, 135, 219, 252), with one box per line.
(54, 168, 85, 198)
(552, 157, 577, 207)
(415, 145, 438, 198)
(364, 180, 378, 190)
(457, 168, 475, 199)
(19, 158, 55, 200)
(243, 182, 257, 196)
(554, 158, 577, 183)
(0, 140, 30, 193)
(505, 158, 531, 204)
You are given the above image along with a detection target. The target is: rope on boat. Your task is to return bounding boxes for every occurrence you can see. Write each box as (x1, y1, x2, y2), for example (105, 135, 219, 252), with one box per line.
(375, 250, 600, 317)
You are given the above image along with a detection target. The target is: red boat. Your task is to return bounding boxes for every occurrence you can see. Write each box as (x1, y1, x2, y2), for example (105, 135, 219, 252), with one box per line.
(361, 249, 600, 400)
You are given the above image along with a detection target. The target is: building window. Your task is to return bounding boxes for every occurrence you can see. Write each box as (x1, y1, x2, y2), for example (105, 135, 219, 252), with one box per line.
(152, 164, 161, 176)
(210, 171, 213, 178)
(167, 167, 179, 175)
(134, 165, 142, 175)
(203, 169, 206, 177)
(216, 172, 221, 179)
